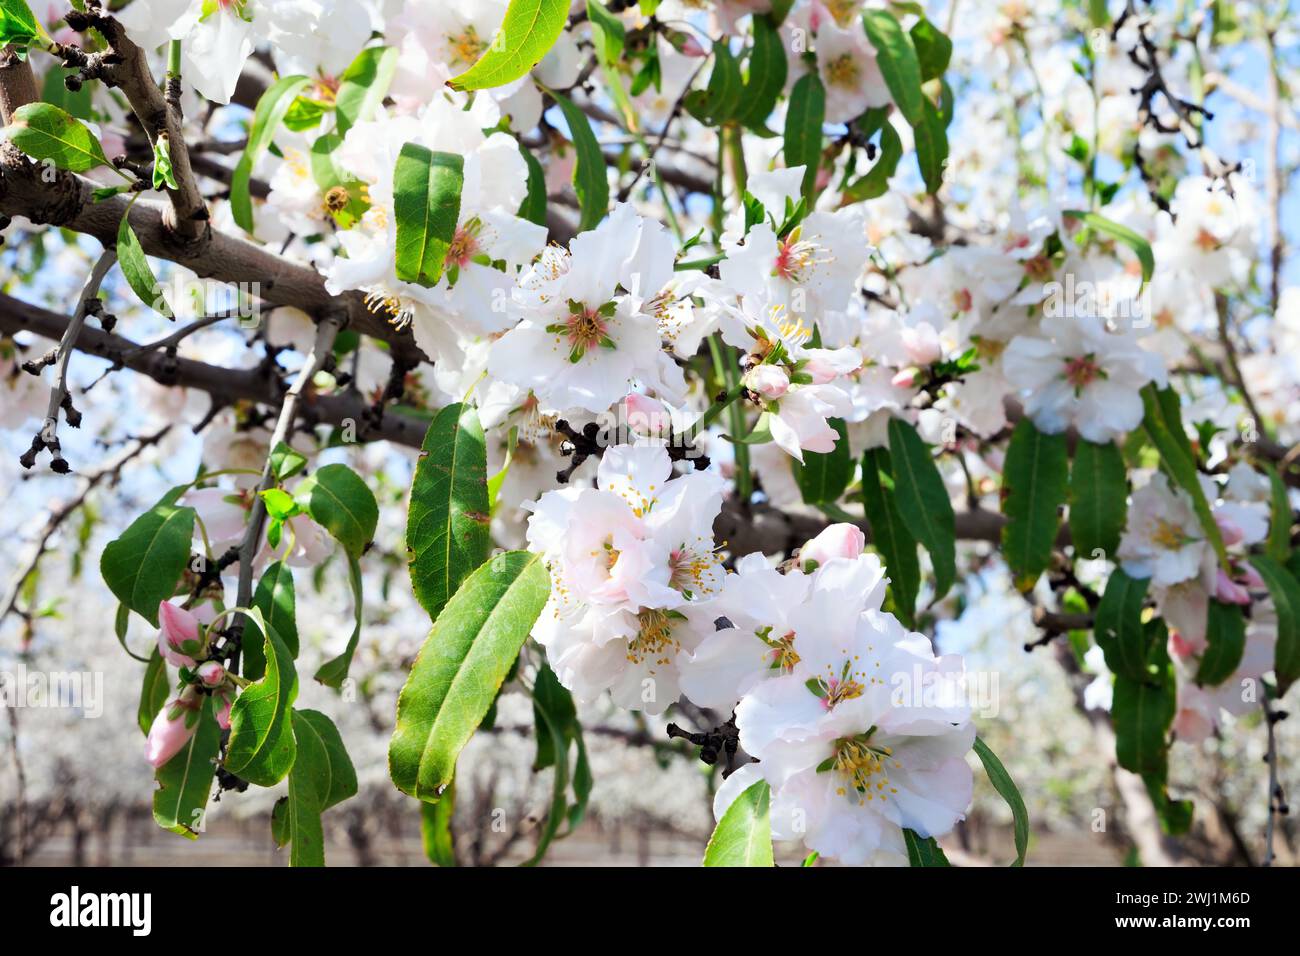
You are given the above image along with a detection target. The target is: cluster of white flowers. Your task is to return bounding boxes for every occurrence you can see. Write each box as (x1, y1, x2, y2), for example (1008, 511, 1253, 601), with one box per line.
(526, 445, 975, 864)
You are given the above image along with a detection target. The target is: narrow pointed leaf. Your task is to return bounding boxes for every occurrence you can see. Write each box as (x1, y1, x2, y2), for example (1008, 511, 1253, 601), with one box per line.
(887, 417, 956, 600)
(153, 696, 221, 838)
(1001, 418, 1068, 591)
(1069, 438, 1128, 559)
(407, 403, 491, 622)
(393, 144, 464, 288)
(389, 551, 551, 802)
(448, 0, 570, 92)
(232, 75, 312, 234)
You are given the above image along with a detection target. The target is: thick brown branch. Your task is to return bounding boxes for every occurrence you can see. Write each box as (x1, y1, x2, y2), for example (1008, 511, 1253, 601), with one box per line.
(0, 293, 429, 449)
(0, 160, 426, 365)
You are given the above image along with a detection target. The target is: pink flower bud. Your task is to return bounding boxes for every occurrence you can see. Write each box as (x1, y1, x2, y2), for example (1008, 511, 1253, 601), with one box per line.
(1239, 564, 1265, 590)
(158, 600, 205, 668)
(680, 36, 707, 57)
(196, 661, 226, 688)
(1214, 570, 1251, 606)
(214, 690, 233, 731)
(625, 393, 671, 436)
(891, 367, 919, 389)
(800, 523, 866, 570)
(744, 364, 790, 400)
(1168, 629, 1195, 659)
(1214, 514, 1245, 547)
(145, 689, 203, 768)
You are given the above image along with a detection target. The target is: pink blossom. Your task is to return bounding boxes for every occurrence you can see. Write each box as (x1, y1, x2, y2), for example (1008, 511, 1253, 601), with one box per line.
(196, 661, 226, 688)
(744, 364, 789, 400)
(145, 690, 203, 768)
(799, 523, 866, 570)
(158, 601, 206, 668)
(1214, 513, 1245, 547)
(625, 393, 671, 437)
(1213, 570, 1251, 605)
(901, 323, 943, 365)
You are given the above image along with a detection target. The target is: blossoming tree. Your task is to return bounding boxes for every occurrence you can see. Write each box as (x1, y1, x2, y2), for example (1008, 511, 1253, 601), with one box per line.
(0, 0, 1295, 867)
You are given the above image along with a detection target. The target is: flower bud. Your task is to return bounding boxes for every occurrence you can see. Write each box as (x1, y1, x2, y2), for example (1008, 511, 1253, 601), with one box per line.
(158, 600, 206, 668)
(1214, 514, 1245, 547)
(145, 688, 203, 769)
(800, 523, 866, 570)
(625, 393, 671, 437)
(744, 364, 789, 400)
(214, 689, 233, 731)
(196, 661, 226, 688)
(891, 367, 920, 389)
(1214, 569, 1251, 606)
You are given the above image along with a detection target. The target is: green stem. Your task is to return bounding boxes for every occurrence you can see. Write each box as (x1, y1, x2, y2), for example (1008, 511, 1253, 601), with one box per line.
(706, 334, 752, 501)
(166, 40, 182, 79)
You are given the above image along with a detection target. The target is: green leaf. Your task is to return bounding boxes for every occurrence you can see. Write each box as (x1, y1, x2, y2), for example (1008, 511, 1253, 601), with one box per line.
(522, 662, 592, 864)
(1093, 567, 1151, 681)
(518, 145, 548, 227)
(232, 75, 312, 234)
(842, 117, 902, 202)
(783, 72, 825, 201)
(310, 132, 369, 228)
(293, 709, 357, 811)
(115, 213, 173, 319)
(1113, 652, 1175, 778)
(448, 0, 569, 91)
(860, 448, 920, 628)
(551, 90, 609, 232)
(735, 15, 788, 130)
(910, 18, 952, 81)
(314, 552, 364, 688)
(886, 417, 956, 600)
(1069, 438, 1128, 559)
(1139, 384, 1227, 567)
(296, 462, 378, 560)
(903, 829, 950, 866)
(389, 551, 551, 802)
(137, 649, 169, 736)
(793, 418, 852, 505)
(685, 39, 743, 126)
(1000, 418, 1068, 591)
(862, 9, 925, 126)
(420, 780, 458, 866)
(245, 561, 298, 682)
(269, 441, 308, 482)
(1063, 209, 1155, 285)
(151, 135, 178, 191)
(913, 95, 949, 194)
(587, 1, 637, 131)
(1248, 555, 1300, 693)
(393, 144, 464, 288)
(1264, 464, 1292, 563)
(0, 0, 42, 48)
(226, 614, 299, 787)
(407, 403, 491, 622)
(703, 780, 774, 866)
(153, 696, 221, 838)
(5, 102, 111, 173)
(100, 488, 195, 627)
(1197, 599, 1246, 686)
(335, 45, 399, 134)
(972, 737, 1029, 866)
(277, 709, 358, 867)
(114, 601, 151, 663)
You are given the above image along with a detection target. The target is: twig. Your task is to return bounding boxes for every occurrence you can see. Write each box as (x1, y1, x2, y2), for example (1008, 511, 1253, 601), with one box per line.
(18, 249, 116, 473)
(229, 313, 344, 672)
(0, 424, 172, 624)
